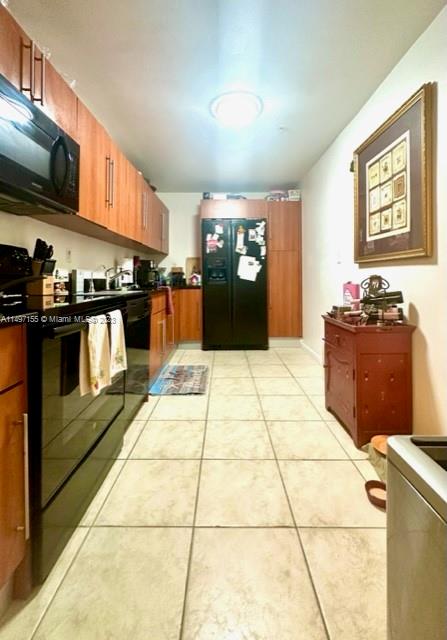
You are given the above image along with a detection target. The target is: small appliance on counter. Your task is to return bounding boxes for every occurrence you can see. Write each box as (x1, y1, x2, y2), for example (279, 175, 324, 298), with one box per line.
(170, 267, 186, 287)
(134, 258, 161, 289)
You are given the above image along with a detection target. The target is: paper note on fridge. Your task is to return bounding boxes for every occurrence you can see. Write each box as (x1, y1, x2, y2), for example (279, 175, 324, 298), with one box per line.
(237, 255, 262, 282)
(215, 224, 224, 234)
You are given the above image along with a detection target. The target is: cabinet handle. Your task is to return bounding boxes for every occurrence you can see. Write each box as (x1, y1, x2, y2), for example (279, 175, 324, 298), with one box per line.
(105, 157, 110, 206)
(40, 49, 46, 106)
(110, 160, 115, 208)
(33, 47, 45, 105)
(20, 39, 35, 100)
(14, 413, 30, 540)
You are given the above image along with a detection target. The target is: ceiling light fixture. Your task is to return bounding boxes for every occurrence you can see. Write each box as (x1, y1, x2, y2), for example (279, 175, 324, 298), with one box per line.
(210, 91, 263, 128)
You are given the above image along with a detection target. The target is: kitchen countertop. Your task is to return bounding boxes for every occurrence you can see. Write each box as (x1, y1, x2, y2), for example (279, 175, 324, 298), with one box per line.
(0, 290, 148, 325)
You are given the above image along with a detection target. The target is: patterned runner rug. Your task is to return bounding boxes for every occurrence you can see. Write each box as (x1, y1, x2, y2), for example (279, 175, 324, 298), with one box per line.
(149, 365, 208, 395)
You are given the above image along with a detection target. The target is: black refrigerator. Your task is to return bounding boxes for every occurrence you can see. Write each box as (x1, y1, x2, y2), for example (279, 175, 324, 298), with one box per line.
(202, 218, 268, 350)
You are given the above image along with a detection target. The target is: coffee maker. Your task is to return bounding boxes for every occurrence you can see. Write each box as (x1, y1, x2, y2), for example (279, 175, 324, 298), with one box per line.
(136, 259, 160, 289)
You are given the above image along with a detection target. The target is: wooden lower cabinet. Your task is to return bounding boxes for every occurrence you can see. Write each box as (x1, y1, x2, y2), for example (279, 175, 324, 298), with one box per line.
(0, 326, 27, 590)
(323, 316, 415, 447)
(178, 289, 202, 342)
(149, 309, 166, 380)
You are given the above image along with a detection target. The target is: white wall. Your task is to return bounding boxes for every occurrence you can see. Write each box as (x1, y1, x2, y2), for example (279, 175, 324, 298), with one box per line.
(301, 7, 447, 435)
(158, 192, 269, 272)
(0, 211, 143, 271)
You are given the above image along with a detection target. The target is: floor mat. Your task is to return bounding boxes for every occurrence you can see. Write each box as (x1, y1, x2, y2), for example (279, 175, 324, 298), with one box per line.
(150, 364, 208, 395)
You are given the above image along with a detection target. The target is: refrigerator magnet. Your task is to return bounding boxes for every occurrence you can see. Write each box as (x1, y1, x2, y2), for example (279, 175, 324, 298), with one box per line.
(248, 229, 257, 241)
(215, 224, 224, 234)
(236, 225, 246, 252)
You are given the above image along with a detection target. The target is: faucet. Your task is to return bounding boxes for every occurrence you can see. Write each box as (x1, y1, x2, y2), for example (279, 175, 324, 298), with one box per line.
(104, 266, 116, 290)
(106, 269, 133, 290)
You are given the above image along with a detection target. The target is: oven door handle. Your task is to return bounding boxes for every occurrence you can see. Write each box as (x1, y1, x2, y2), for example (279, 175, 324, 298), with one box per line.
(48, 322, 87, 338)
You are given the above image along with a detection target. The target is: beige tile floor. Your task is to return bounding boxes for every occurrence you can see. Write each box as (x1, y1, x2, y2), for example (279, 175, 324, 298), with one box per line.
(0, 346, 386, 640)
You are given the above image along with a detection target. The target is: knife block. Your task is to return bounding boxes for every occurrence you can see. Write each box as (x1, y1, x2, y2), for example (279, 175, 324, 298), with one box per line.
(27, 276, 54, 297)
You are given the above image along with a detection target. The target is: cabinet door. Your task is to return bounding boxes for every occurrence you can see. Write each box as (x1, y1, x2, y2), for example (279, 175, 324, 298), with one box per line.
(41, 61, 78, 140)
(161, 207, 169, 254)
(268, 201, 301, 251)
(179, 290, 202, 341)
(200, 199, 268, 219)
(0, 326, 25, 392)
(149, 312, 162, 380)
(77, 101, 109, 227)
(325, 345, 355, 431)
(268, 251, 301, 336)
(0, 7, 26, 90)
(148, 190, 162, 252)
(0, 383, 27, 588)
(357, 354, 410, 432)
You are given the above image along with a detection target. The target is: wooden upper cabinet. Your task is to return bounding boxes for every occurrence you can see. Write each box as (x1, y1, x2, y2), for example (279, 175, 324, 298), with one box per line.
(40, 61, 78, 140)
(147, 190, 162, 252)
(0, 7, 77, 138)
(268, 201, 301, 251)
(0, 6, 26, 90)
(161, 203, 169, 254)
(77, 101, 109, 227)
(201, 199, 268, 219)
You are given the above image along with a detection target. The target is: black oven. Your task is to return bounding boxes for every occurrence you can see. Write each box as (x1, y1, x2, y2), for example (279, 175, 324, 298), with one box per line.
(0, 72, 79, 215)
(27, 298, 127, 583)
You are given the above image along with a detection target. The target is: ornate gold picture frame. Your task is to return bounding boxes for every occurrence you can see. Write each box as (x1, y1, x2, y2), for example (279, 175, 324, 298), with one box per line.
(354, 83, 434, 263)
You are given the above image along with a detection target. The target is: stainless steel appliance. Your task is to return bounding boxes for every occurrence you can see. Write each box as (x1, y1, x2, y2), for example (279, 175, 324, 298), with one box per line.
(0, 72, 79, 215)
(387, 435, 447, 639)
(202, 218, 268, 349)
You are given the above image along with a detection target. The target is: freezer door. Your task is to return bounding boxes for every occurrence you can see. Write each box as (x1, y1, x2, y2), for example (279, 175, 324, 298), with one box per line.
(231, 218, 268, 348)
(201, 219, 233, 349)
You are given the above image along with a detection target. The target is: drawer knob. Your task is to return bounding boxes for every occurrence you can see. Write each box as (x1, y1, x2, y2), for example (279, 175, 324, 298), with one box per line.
(364, 371, 369, 381)
(390, 373, 395, 382)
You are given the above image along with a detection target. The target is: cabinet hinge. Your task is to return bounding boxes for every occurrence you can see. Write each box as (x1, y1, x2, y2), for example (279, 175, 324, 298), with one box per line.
(352, 368, 356, 381)
(353, 406, 356, 418)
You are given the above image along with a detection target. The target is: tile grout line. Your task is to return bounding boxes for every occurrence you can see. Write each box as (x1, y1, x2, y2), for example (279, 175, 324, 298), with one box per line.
(178, 349, 215, 640)
(249, 351, 332, 640)
(29, 528, 91, 639)
(29, 399, 159, 639)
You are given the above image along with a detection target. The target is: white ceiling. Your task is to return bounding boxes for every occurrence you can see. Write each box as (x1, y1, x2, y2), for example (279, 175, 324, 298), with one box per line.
(8, 0, 445, 192)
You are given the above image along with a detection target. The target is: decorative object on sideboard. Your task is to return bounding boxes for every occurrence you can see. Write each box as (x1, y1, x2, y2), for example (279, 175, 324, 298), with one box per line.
(328, 275, 404, 325)
(353, 83, 434, 263)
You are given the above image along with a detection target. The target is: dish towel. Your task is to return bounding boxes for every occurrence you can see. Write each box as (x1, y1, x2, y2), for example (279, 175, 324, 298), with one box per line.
(79, 315, 111, 397)
(161, 285, 174, 315)
(108, 309, 128, 377)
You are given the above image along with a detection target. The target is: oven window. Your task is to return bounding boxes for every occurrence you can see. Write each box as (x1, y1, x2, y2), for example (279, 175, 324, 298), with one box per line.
(41, 331, 124, 506)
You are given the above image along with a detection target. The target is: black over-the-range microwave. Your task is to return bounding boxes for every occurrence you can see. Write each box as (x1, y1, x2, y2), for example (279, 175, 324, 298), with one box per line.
(0, 72, 79, 215)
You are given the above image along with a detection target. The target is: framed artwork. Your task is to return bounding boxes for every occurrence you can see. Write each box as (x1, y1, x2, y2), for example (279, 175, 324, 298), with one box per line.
(354, 83, 434, 263)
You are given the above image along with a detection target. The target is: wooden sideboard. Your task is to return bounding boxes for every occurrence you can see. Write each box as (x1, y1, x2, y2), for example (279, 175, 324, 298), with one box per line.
(323, 316, 415, 447)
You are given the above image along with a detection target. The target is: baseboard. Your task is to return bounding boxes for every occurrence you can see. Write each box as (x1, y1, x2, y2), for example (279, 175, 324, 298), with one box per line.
(178, 341, 202, 350)
(268, 338, 302, 348)
(300, 340, 323, 364)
